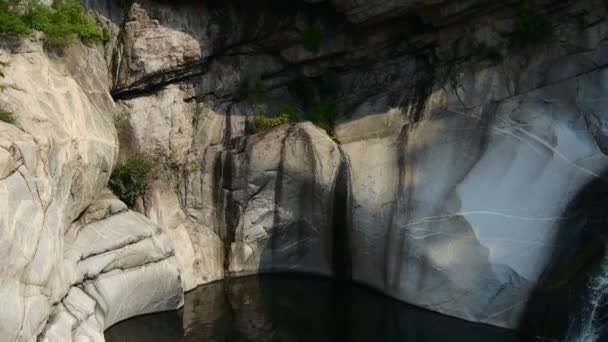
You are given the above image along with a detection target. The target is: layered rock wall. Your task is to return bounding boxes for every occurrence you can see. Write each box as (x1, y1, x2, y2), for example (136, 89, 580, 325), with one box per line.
(2, 0, 608, 341)
(0, 37, 183, 341)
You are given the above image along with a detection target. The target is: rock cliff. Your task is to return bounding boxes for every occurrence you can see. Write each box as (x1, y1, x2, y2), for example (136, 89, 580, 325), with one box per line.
(1, 0, 608, 341)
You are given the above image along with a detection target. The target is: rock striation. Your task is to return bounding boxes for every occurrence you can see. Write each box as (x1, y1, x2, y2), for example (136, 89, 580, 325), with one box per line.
(0, 36, 183, 341)
(2, 0, 608, 341)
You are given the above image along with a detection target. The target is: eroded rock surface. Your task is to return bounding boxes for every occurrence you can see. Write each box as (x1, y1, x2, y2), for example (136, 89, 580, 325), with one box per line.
(98, 0, 608, 334)
(41, 192, 183, 342)
(0, 37, 183, 341)
(3, 0, 608, 341)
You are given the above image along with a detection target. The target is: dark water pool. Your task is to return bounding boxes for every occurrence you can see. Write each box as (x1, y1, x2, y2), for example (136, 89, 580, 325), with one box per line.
(105, 275, 536, 342)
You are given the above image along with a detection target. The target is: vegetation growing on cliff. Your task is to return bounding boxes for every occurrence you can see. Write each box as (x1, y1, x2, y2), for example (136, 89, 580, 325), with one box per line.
(0, 1, 31, 37)
(292, 72, 341, 136)
(302, 27, 322, 53)
(0, 0, 105, 46)
(577, 13, 589, 32)
(0, 62, 14, 124)
(513, 7, 553, 45)
(0, 107, 14, 123)
(249, 112, 295, 133)
(244, 72, 343, 137)
(109, 153, 157, 208)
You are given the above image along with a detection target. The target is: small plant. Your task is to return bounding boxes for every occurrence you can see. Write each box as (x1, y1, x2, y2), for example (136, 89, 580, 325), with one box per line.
(513, 7, 553, 46)
(187, 161, 199, 174)
(114, 111, 129, 132)
(242, 72, 343, 138)
(101, 27, 111, 42)
(288, 73, 343, 136)
(577, 14, 589, 32)
(109, 152, 157, 208)
(168, 149, 182, 182)
(302, 27, 322, 53)
(0, 107, 15, 124)
(249, 112, 294, 133)
(276, 105, 299, 121)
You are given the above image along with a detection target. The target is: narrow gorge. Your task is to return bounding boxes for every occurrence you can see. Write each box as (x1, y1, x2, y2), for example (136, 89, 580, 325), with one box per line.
(1, 0, 608, 341)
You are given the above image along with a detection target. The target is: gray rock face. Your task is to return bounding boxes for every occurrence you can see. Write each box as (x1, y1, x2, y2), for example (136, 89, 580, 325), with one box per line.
(120, 86, 343, 287)
(0, 38, 118, 342)
(114, 3, 202, 91)
(3, 0, 608, 340)
(337, 74, 608, 327)
(227, 123, 341, 276)
(41, 193, 183, 342)
(330, 0, 445, 24)
(94, 0, 608, 334)
(0, 37, 183, 341)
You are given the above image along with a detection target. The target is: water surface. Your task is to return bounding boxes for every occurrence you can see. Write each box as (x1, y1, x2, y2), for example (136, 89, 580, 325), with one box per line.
(105, 275, 535, 342)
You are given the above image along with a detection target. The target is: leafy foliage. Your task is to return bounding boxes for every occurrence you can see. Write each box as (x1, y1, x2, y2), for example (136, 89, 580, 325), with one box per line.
(513, 8, 553, 45)
(109, 153, 157, 208)
(249, 112, 294, 133)
(0, 107, 15, 124)
(577, 14, 589, 32)
(302, 27, 322, 53)
(276, 105, 299, 121)
(241, 72, 343, 138)
(0, 0, 105, 46)
(0, 61, 13, 124)
(114, 111, 129, 133)
(291, 73, 342, 135)
(0, 0, 32, 37)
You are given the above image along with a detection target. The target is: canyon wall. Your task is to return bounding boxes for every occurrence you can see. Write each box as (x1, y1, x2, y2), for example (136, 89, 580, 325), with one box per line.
(1, 0, 608, 340)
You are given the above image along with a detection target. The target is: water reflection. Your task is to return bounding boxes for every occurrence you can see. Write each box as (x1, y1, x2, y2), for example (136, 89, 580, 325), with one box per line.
(106, 275, 535, 342)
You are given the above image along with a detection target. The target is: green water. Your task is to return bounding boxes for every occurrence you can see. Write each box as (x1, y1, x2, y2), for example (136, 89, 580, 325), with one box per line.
(105, 275, 535, 342)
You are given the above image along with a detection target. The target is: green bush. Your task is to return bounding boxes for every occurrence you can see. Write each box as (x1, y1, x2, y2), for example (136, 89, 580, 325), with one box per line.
(109, 153, 156, 208)
(290, 74, 341, 134)
(513, 8, 553, 45)
(276, 105, 299, 121)
(0, 107, 15, 124)
(0, 1, 32, 37)
(302, 27, 322, 53)
(114, 112, 129, 133)
(249, 112, 294, 133)
(242, 72, 343, 138)
(0, 0, 105, 46)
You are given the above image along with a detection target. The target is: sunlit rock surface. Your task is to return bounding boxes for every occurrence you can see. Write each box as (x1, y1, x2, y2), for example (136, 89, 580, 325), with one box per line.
(0, 38, 183, 341)
(0, 37, 118, 341)
(2, 0, 608, 341)
(41, 192, 183, 342)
